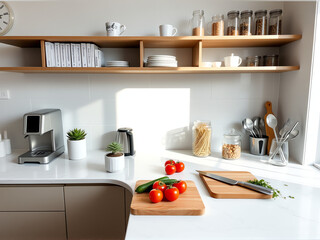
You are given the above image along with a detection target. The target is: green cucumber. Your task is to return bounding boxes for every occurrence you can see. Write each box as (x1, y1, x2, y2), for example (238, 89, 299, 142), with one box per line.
(144, 179, 179, 193)
(135, 176, 169, 193)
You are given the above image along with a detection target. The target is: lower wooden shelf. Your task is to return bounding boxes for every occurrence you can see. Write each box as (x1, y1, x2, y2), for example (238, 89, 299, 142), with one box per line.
(0, 66, 299, 74)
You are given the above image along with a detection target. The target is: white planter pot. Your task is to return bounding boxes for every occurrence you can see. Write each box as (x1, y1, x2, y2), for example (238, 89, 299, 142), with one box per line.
(67, 139, 86, 160)
(105, 154, 125, 172)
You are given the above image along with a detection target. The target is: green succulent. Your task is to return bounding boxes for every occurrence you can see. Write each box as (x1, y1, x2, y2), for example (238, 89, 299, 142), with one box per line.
(106, 142, 123, 154)
(67, 128, 87, 141)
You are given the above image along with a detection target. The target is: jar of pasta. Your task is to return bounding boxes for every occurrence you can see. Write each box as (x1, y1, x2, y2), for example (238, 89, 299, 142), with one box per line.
(222, 129, 241, 160)
(269, 9, 282, 35)
(209, 14, 224, 36)
(191, 10, 205, 36)
(192, 120, 212, 157)
(254, 10, 268, 35)
(227, 10, 240, 36)
(240, 10, 253, 35)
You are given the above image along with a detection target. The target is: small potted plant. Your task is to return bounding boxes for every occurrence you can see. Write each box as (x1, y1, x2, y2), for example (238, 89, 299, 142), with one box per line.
(67, 128, 87, 160)
(105, 142, 125, 172)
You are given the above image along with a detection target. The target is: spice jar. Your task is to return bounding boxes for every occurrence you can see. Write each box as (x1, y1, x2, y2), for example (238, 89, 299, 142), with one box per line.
(263, 54, 279, 66)
(192, 120, 211, 157)
(254, 10, 267, 35)
(192, 10, 205, 36)
(269, 9, 282, 35)
(246, 56, 261, 66)
(240, 10, 253, 35)
(209, 14, 224, 36)
(222, 129, 241, 160)
(227, 10, 240, 36)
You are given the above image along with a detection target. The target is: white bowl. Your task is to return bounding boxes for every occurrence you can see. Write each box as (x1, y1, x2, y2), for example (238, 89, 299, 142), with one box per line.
(212, 61, 222, 67)
(202, 62, 213, 68)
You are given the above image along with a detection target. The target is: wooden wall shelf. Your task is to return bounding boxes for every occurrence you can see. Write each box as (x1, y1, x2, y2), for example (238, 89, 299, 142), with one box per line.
(0, 35, 302, 74)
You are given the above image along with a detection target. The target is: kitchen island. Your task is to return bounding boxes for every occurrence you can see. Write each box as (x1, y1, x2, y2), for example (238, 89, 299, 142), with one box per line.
(1, 150, 320, 239)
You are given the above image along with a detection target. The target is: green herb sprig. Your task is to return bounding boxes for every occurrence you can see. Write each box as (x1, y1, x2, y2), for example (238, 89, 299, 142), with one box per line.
(248, 179, 282, 198)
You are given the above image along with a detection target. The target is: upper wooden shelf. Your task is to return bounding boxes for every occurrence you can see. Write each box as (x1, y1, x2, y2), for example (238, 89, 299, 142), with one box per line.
(0, 35, 302, 48)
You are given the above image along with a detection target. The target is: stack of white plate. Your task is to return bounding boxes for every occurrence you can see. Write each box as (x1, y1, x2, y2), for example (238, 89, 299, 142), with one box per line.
(147, 55, 177, 67)
(106, 61, 129, 67)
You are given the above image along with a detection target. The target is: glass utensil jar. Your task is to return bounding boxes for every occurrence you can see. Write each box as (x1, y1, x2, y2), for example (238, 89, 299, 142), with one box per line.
(209, 14, 224, 36)
(269, 9, 282, 35)
(227, 10, 240, 36)
(255, 10, 268, 35)
(246, 56, 261, 66)
(192, 120, 211, 157)
(192, 10, 205, 36)
(222, 129, 241, 160)
(263, 55, 279, 66)
(240, 10, 253, 35)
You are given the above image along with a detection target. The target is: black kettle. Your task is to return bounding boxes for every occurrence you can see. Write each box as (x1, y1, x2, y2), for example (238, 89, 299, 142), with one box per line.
(115, 128, 135, 156)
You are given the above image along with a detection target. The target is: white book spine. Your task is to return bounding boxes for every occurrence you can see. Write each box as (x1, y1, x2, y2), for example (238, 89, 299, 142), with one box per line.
(71, 43, 76, 67)
(50, 42, 56, 67)
(91, 44, 97, 67)
(54, 43, 61, 67)
(95, 49, 99, 67)
(66, 44, 71, 67)
(45, 42, 52, 67)
(75, 44, 82, 67)
(86, 43, 92, 67)
(60, 43, 66, 67)
(81, 43, 88, 67)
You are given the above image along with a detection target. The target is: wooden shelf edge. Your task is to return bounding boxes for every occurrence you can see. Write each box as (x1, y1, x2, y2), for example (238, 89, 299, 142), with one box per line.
(0, 66, 300, 74)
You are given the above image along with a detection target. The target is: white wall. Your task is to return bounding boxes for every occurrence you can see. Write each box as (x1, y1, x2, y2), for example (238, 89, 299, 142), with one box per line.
(0, 0, 313, 161)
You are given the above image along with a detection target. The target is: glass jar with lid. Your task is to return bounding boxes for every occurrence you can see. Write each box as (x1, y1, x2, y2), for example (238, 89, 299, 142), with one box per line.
(192, 10, 205, 36)
(240, 10, 253, 35)
(222, 129, 241, 160)
(192, 120, 211, 157)
(246, 56, 261, 66)
(269, 9, 282, 35)
(227, 10, 240, 36)
(254, 10, 267, 35)
(263, 54, 279, 66)
(208, 14, 224, 36)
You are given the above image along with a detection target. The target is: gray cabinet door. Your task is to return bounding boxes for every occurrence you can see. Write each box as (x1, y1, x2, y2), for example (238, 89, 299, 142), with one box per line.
(0, 212, 67, 240)
(64, 185, 126, 240)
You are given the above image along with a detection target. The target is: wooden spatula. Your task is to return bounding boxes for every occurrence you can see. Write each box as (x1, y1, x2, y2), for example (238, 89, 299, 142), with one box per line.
(264, 101, 275, 154)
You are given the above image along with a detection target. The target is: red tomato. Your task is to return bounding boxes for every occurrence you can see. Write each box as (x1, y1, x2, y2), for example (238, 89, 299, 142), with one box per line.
(165, 160, 176, 166)
(165, 186, 179, 201)
(165, 164, 176, 175)
(175, 161, 185, 173)
(153, 181, 167, 192)
(149, 189, 163, 203)
(173, 180, 187, 194)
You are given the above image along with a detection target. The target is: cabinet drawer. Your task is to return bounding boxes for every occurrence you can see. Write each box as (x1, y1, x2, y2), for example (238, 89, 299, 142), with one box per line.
(0, 185, 64, 211)
(0, 212, 67, 240)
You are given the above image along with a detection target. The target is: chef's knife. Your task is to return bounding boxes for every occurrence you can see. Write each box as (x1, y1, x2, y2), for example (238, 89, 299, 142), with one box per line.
(196, 170, 273, 196)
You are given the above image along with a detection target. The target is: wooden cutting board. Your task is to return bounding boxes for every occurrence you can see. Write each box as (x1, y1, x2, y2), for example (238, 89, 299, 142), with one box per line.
(199, 171, 272, 199)
(130, 180, 205, 215)
(264, 101, 275, 154)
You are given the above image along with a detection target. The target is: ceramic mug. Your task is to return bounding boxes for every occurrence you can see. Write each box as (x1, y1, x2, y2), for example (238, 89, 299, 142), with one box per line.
(159, 24, 177, 36)
(224, 53, 242, 67)
(106, 22, 126, 36)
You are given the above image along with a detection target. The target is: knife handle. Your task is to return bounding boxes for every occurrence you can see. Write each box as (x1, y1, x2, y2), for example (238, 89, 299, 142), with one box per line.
(237, 181, 273, 196)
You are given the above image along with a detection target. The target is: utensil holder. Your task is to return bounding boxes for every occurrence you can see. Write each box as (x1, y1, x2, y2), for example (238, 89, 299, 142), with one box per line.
(268, 138, 289, 166)
(249, 135, 268, 155)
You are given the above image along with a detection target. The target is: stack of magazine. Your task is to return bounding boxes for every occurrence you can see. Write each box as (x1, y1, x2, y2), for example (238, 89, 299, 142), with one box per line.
(45, 42, 105, 67)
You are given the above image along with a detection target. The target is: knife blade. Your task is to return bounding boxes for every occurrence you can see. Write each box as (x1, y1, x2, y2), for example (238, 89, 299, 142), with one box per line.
(196, 170, 273, 196)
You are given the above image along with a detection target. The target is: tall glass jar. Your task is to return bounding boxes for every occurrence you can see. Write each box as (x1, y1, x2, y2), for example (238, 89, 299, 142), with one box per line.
(240, 10, 253, 35)
(269, 9, 282, 35)
(255, 10, 268, 35)
(209, 14, 224, 36)
(192, 10, 205, 36)
(227, 10, 240, 36)
(222, 129, 241, 160)
(192, 120, 211, 157)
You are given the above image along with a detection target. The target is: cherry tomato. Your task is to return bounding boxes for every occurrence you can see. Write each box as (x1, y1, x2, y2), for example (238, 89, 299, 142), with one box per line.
(153, 181, 167, 192)
(165, 186, 179, 202)
(165, 160, 176, 166)
(165, 164, 176, 175)
(175, 161, 185, 173)
(173, 180, 187, 194)
(149, 189, 163, 203)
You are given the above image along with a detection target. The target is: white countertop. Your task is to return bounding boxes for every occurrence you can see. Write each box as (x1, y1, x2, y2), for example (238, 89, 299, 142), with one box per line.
(1, 149, 320, 239)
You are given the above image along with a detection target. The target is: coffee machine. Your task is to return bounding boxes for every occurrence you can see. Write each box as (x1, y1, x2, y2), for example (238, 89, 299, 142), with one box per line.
(18, 109, 65, 164)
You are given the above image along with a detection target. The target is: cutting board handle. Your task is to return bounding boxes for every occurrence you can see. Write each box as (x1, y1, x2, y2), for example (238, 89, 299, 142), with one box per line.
(264, 101, 275, 154)
(265, 101, 272, 112)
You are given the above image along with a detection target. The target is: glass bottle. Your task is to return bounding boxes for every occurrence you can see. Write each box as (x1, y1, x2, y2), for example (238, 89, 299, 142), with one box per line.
(209, 14, 224, 36)
(269, 9, 282, 35)
(227, 10, 240, 36)
(222, 129, 241, 160)
(240, 10, 253, 35)
(254, 10, 268, 35)
(192, 120, 211, 157)
(192, 10, 205, 36)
